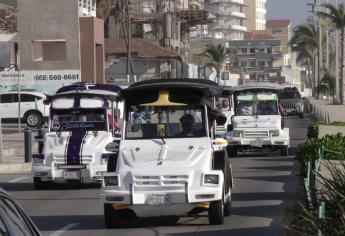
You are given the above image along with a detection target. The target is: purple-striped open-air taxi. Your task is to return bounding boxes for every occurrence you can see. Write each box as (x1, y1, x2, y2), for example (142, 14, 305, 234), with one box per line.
(32, 83, 122, 189)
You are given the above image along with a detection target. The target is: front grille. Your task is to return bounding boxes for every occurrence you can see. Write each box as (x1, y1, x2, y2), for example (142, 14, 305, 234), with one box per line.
(133, 175, 188, 186)
(282, 103, 296, 109)
(244, 131, 269, 138)
(54, 155, 93, 164)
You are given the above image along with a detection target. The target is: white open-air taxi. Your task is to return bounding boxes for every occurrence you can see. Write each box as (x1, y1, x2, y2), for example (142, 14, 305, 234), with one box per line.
(226, 83, 290, 157)
(101, 79, 233, 227)
(32, 83, 122, 189)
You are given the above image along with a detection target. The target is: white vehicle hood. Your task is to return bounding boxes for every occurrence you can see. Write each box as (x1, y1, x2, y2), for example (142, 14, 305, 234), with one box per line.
(233, 115, 281, 129)
(44, 131, 113, 163)
(118, 137, 212, 171)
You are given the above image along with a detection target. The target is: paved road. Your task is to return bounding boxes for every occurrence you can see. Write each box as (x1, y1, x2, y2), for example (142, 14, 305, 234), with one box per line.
(0, 115, 311, 236)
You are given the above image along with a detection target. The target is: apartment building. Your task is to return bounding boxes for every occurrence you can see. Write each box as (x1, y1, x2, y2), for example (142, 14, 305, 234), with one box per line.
(244, 0, 266, 31)
(229, 32, 283, 82)
(203, 0, 247, 40)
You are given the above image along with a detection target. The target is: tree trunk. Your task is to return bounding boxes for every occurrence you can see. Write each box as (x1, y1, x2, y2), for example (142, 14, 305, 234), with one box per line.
(341, 28, 344, 105)
(307, 59, 313, 93)
(217, 69, 221, 85)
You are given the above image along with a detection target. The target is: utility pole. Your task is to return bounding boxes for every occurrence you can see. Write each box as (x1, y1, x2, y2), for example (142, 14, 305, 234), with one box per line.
(336, 0, 340, 103)
(126, 0, 131, 84)
(326, 0, 330, 70)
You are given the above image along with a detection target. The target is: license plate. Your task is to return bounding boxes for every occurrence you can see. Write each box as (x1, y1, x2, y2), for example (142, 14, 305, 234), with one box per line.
(250, 139, 263, 148)
(63, 171, 81, 180)
(146, 194, 170, 205)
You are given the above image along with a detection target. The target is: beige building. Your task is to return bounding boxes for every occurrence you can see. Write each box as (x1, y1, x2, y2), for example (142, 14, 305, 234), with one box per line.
(0, 0, 104, 94)
(244, 0, 266, 31)
(265, 20, 292, 55)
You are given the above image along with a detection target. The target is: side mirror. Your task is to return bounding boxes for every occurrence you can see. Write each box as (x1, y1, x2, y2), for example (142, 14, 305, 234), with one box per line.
(227, 124, 233, 132)
(105, 142, 120, 153)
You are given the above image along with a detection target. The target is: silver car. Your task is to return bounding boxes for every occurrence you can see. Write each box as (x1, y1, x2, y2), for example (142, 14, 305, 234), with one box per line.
(279, 88, 304, 118)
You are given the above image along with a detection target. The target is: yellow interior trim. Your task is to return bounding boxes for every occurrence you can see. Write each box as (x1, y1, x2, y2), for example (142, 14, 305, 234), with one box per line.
(112, 204, 130, 210)
(197, 202, 210, 209)
(140, 90, 186, 106)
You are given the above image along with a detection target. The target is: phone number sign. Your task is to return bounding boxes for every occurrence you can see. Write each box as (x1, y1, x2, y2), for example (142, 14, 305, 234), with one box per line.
(0, 70, 81, 94)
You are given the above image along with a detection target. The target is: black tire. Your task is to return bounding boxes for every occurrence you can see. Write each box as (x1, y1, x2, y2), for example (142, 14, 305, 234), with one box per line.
(25, 111, 43, 128)
(299, 113, 304, 119)
(33, 177, 46, 190)
(224, 189, 232, 216)
(281, 146, 289, 156)
(213, 151, 231, 218)
(208, 200, 224, 225)
(104, 203, 120, 228)
(107, 156, 117, 172)
(227, 146, 237, 158)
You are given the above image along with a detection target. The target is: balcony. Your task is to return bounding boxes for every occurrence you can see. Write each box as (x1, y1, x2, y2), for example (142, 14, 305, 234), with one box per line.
(230, 25, 247, 32)
(223, 10, 246, 18)
(204, 0, 245, 5)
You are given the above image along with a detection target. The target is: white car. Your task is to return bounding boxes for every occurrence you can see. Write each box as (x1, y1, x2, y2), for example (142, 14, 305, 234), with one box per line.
(226, 83, 290, 157)
(101, 79, 233, 228)
(0, 91, 49, 127)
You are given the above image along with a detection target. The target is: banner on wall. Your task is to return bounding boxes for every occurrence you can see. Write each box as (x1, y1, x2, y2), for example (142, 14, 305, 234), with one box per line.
(0, 70, 81, 94)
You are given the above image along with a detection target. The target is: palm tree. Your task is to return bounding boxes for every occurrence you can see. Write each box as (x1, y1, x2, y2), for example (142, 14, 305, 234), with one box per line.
(289, 24, 319, 96)
(293, 44, 314, 91)
(318, 3, 345, 104)
(318, 70, 336, 103)
(203, 44, 227, 84)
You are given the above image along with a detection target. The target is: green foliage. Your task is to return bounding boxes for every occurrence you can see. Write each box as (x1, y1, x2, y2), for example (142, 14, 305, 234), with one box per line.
(298, 133, 345, 176)
(292, 162, 345, 235)
(307, 121, 345, 139)
(203, 44, 227, 83)
(307, 122, 320, 139)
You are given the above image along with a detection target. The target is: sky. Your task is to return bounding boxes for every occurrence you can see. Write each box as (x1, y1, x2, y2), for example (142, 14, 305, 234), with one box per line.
(267, 0, 339, 27)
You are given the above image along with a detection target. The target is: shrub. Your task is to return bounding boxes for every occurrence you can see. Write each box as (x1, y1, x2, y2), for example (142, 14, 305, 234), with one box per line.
(291, 162, 345, 236)
(307, 121, 345, 139)
(297, 133, 345, 177)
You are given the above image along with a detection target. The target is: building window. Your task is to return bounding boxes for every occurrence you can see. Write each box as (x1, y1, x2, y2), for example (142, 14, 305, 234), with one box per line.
(267, 47, 272, 53)
(241, 48, 247, 54)
(32, 40, 67, 61)
(249, 48, 255, 54)
(258, 61, 265, 67)
(240, 61, 247, 68)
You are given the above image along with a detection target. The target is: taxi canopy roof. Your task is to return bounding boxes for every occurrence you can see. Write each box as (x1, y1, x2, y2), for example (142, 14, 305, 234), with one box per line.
(121, 79, 222, 106)
(231, 83, 283, 95)
(237, 92, 278, 101)
(47, 83, 121, 103)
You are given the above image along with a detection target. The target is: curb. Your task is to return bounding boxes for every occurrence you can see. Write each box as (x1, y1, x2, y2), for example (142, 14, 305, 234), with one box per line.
(0, 163, 32, 174)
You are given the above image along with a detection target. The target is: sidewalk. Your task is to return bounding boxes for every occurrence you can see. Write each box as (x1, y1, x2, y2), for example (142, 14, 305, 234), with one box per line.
(308, 97, 345, 122)
(308, 97, 345, 137)
(0, 132, 36, 173)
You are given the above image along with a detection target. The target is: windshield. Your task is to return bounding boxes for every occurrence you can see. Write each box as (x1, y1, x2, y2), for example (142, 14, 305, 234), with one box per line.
(51, 109, 107, 132)
(236, 100, 278, 116)
(125, 105, 206, 139)
(279, 92, 301, 99)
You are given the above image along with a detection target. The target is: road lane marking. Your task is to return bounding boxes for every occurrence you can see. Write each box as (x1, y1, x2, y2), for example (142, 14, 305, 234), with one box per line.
(7, 177, 29, 183)
(49, 223, 79, 236)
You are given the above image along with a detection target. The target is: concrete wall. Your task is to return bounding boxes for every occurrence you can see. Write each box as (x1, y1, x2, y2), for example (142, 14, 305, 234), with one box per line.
(243, 0, 256, 31)
(106, 58, 169, 82)
(79, 17, 105, 84)
(17, 0, 81, 70)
